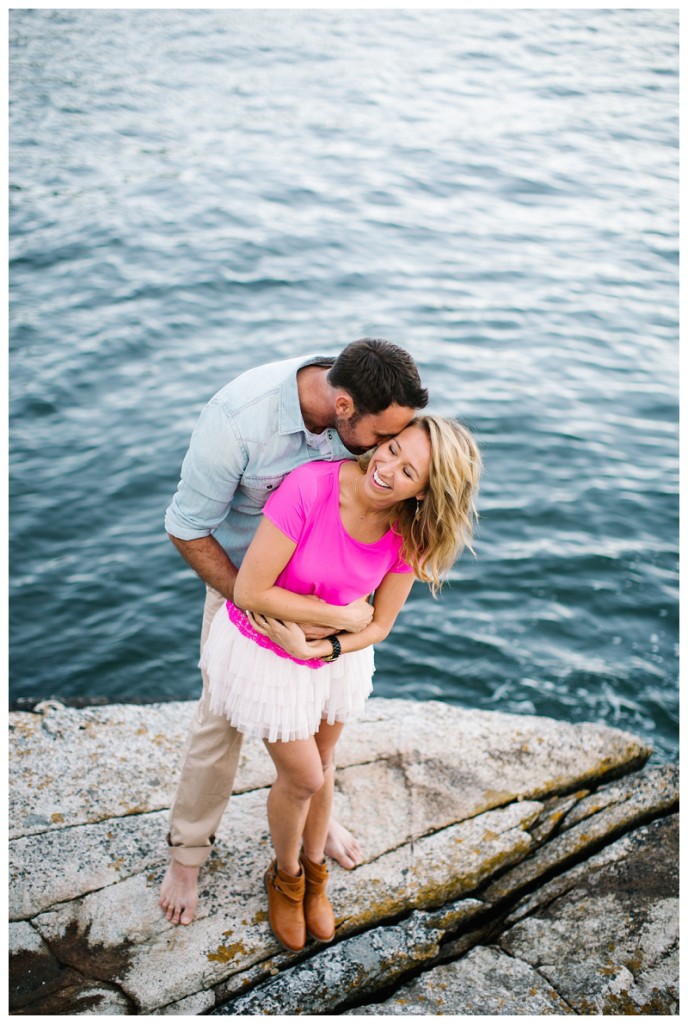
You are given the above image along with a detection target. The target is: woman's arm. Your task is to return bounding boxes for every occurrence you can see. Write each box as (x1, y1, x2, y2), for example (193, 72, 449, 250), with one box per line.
(249, 570, 416, 661)
(234, 517, 374, 633)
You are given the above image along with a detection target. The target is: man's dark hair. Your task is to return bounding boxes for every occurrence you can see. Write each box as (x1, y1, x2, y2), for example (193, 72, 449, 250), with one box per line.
(327, 338, 429, 415)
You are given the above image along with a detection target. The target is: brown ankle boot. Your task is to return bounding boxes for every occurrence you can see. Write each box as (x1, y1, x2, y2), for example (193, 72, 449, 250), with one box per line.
(301, 853, 336, 943)
(264, 860, 306, 952)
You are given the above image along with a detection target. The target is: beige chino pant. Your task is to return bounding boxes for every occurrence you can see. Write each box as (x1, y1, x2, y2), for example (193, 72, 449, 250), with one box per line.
(167, 585, 244, 866)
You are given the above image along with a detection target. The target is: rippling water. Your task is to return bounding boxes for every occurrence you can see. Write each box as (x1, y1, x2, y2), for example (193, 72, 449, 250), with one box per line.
(9, 9, 678, 761)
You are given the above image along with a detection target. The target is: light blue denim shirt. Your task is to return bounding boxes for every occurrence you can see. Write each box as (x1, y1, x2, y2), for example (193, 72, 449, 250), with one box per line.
(165, 354, 353, 567)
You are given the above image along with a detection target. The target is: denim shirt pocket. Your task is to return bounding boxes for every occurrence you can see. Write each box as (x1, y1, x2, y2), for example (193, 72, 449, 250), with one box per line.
(234, 473, 286, 513)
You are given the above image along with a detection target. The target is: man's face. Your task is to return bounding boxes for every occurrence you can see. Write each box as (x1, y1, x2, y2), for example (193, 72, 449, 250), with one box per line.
(334, 403, 417, 455)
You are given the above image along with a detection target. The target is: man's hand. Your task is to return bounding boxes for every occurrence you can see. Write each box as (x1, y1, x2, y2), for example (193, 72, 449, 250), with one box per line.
(296, 593, 373, 636)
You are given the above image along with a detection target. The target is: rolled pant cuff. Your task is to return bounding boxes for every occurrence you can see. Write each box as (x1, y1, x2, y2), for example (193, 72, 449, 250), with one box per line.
(167, 833, 215, 867)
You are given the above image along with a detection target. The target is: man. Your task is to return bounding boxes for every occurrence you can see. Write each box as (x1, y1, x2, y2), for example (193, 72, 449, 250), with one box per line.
(160, 338, 428, 925)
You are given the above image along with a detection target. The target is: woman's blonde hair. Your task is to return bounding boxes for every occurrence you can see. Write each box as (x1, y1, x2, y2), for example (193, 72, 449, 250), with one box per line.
(362, 415, 482, 596)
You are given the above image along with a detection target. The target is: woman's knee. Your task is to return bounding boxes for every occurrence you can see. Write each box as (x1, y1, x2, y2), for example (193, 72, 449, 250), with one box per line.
(277, 762, 325, 801)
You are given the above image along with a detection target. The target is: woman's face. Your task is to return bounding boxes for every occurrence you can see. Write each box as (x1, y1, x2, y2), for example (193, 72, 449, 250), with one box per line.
(363, 424, 431, 506)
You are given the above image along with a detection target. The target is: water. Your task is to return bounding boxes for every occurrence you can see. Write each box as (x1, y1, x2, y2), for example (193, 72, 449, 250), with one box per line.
(9, 9, 678, 762)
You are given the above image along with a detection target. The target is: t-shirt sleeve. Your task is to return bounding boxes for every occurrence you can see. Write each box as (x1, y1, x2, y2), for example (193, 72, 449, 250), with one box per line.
(389, 548, 414, 574)
(263, 464, 316, 543)
(387, 529, 414, 574)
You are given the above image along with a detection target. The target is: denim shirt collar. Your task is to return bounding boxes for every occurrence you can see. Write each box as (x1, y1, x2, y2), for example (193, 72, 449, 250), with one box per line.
(279, 354, 335, 435)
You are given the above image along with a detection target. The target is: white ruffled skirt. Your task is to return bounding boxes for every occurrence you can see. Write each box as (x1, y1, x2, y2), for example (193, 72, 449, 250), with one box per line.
(200, 605, 375, 743)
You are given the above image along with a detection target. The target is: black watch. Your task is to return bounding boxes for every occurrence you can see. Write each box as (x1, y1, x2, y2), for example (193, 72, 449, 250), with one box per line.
(322, 634, 342, 662)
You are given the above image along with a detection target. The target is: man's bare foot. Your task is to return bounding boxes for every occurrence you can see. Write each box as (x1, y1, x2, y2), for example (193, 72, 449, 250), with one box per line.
(159, 860, 199, 925)
(324, 818, 362, 869)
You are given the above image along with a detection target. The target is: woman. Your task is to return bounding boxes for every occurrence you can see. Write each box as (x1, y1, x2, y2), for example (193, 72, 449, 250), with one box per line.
(200, 415, 481, 952)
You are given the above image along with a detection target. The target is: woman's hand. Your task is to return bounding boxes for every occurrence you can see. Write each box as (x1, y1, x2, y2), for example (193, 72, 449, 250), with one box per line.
(341, 596, 374, 633)
(247, 612, 316, 660)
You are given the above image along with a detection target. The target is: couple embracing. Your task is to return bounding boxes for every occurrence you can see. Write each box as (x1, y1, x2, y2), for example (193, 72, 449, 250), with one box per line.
(160, 338, 481, 952)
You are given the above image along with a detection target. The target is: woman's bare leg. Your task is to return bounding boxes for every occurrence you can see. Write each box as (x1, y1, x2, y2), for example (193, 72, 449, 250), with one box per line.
(302, 719, 345, 864)
(263, 736, 325, 875)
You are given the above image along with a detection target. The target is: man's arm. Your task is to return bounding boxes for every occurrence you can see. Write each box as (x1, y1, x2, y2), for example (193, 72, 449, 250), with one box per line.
(168, 534, 239, 601)
(249, 570, 416, 662)
(166, 397, 248, 599)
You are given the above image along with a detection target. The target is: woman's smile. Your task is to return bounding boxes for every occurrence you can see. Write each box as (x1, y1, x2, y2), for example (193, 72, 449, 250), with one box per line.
(371, 468, 392, 490)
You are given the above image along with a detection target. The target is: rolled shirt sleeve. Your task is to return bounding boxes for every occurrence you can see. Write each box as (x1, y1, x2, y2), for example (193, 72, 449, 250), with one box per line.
(165, 398, 247, 540)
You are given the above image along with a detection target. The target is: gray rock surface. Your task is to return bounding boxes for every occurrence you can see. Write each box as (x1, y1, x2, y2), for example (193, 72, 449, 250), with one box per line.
(215, 911, 444, 1016)
(348, 946, 575, 1015)
(8, 696, 677, 1015)
(501, 814, 679, 1015)
(350, 813, 678, 1016)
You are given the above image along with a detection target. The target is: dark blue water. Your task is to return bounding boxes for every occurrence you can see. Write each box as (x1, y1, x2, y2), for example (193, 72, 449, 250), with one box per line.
(9, 9, 678, 761)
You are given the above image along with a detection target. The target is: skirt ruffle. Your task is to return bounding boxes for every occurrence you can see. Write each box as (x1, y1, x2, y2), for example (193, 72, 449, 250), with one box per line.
(200, 605, 375, 743)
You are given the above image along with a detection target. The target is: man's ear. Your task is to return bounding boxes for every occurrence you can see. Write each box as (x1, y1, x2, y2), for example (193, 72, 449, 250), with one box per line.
(333, 391, 355, 419)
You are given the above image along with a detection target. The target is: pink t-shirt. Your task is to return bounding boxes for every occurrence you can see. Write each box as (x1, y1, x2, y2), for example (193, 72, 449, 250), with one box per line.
(223, 461, 412, 668)
(264, 460, 412, 601)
